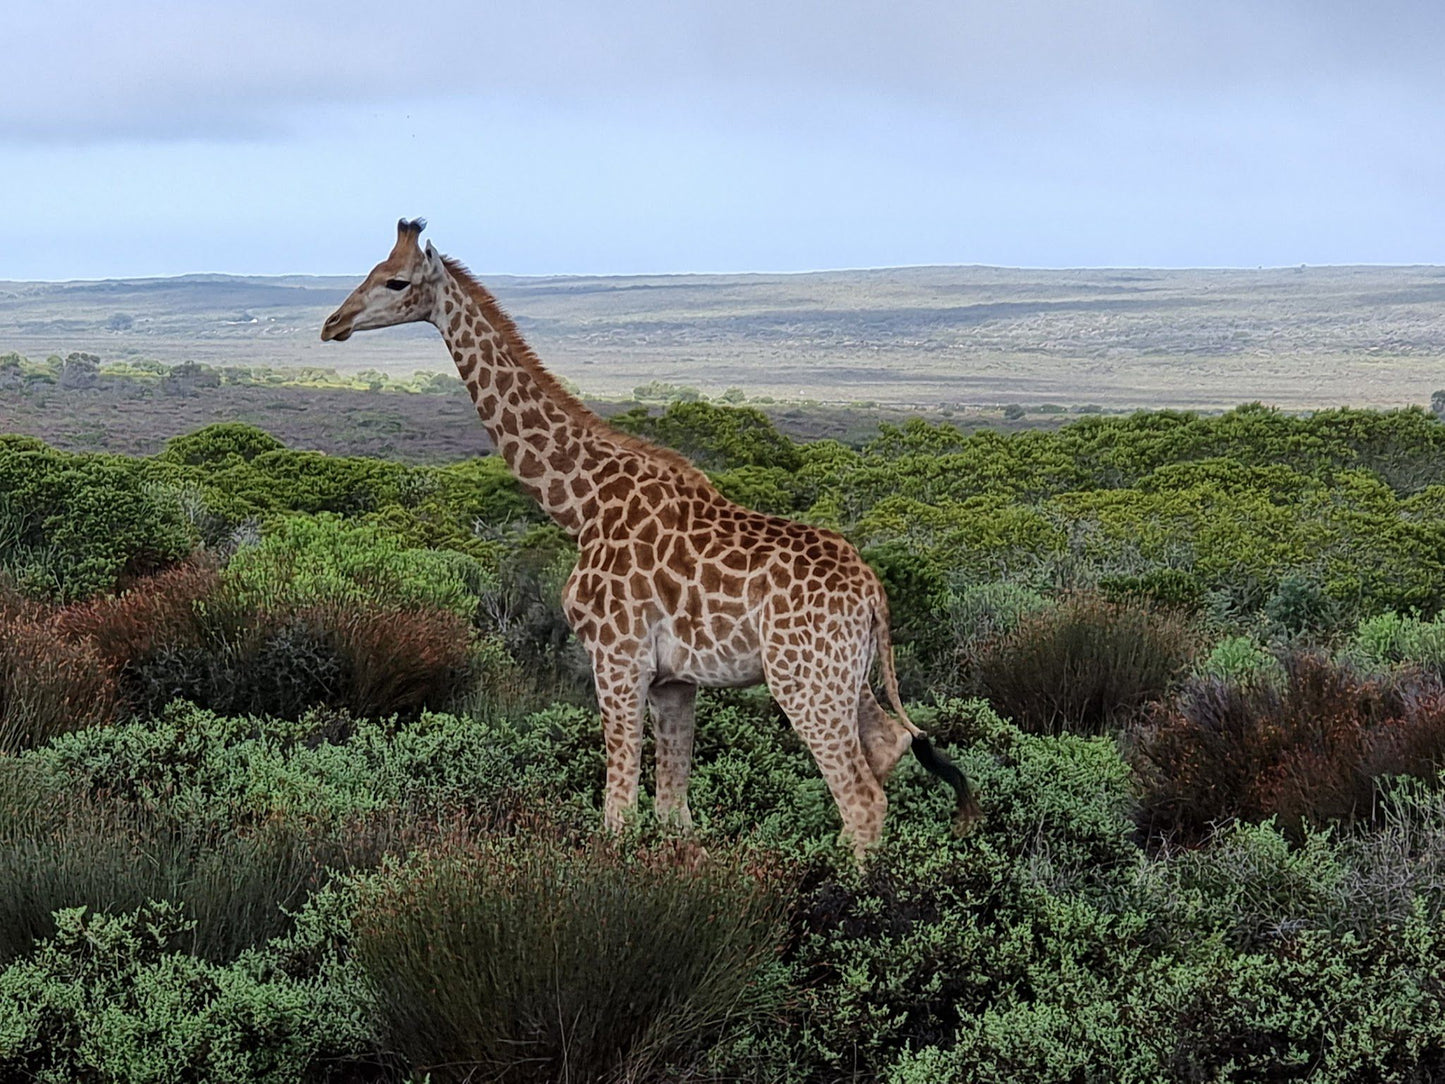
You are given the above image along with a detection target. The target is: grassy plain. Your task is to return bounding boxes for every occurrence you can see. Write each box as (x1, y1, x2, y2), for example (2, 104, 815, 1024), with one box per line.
(4, 263, 1444, 411)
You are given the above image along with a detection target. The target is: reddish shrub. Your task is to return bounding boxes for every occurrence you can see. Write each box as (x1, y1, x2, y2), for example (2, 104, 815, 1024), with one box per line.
(54, 558, 221, 668)
(1133, 653, 1445, 844)
(1, 605, 116, 753)
(2, 565, 474, 732)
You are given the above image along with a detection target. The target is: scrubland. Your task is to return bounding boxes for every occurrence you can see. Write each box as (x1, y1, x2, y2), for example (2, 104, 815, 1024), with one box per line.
(8, 402, 1445, 1080)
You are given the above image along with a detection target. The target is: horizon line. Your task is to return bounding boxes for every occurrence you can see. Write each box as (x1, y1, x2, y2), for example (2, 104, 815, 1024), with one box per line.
(6, 260, 1445, 286)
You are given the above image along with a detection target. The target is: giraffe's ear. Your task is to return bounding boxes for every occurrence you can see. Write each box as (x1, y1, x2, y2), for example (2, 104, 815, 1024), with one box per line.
(423, 240, 443, 277)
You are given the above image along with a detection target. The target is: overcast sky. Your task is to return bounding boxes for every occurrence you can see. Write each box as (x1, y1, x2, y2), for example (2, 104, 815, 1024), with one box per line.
(4, 0, 1443, 278)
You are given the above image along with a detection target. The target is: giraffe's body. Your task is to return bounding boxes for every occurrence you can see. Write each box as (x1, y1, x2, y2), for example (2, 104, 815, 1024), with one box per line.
(323, 220, 977, 855)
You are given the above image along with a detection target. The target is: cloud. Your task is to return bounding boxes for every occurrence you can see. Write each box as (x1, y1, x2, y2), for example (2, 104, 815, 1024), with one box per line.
(6, 0, 1444, 142)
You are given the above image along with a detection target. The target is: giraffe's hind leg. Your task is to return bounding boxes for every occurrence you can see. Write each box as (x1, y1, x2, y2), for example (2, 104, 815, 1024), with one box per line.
(648, 680, 697, 828)
(858, 686, 913, 785)
(765, 666, 887, 858)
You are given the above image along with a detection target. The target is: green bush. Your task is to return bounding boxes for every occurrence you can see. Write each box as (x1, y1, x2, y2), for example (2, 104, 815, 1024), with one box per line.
(611, 400, 803, 472)
(1349, 611, 1445, 679)
(0, 900, 378, 1083)
(223, 513, 489, 620)
(157, 422, 286, 467)
(1196, 634, 1283, 685)
(355, 828, 788, 1083)
(0, 443, 193, 601)
(19, 700, 605, 831)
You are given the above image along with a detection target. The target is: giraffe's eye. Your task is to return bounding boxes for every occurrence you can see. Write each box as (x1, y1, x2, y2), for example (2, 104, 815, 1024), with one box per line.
(385, 279, 410, 291)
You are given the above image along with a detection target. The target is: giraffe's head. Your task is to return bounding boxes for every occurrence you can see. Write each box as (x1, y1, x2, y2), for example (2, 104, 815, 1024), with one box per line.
(321, 218, 445, 342)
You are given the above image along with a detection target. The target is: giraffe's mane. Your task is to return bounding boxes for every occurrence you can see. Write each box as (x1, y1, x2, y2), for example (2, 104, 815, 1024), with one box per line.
(440, 256, 714, 488)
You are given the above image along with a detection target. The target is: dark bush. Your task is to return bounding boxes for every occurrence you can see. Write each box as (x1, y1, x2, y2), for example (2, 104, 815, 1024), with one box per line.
(355, 826, 788, 1083)
(1133, 653, 1445, 844)
(315, 602, 473, 718)
(127, 602, 472, 722)
(974, 593, 1197, 734)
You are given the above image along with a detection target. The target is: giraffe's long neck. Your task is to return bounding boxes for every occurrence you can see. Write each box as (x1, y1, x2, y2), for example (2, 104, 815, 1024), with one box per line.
(431, 266, 617, 537)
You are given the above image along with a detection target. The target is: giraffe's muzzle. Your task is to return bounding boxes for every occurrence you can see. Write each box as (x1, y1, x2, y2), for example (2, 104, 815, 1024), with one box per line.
(320, 312, 353, 342)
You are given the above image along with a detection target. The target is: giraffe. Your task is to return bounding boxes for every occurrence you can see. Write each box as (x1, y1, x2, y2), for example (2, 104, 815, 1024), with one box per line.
(322, 219, 979, 856)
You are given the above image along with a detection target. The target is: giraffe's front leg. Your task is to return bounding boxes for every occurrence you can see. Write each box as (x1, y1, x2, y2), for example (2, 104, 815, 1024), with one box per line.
(592, 655, 649, 832)
(648, 680, 697, 828)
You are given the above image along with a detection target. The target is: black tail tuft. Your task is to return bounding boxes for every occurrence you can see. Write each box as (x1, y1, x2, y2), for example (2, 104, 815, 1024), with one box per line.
(911, 735, 981, 834)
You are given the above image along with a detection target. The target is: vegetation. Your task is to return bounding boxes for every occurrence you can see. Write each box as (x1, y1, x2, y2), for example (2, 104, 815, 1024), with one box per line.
(7, 401, 1445, 1079)
(356, 826, 787, 1083)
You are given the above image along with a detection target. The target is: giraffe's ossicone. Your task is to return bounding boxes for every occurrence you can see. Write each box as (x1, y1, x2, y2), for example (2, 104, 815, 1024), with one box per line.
(323, 219, 980, 857)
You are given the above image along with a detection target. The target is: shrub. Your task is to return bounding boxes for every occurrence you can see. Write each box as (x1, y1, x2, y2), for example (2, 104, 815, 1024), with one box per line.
(35, 548, 477, 722)
(308, 602, 473, 719)
(223, 514, 488, 621)
(124, 600, 473, 722)
(52, 557, 222, 670)
(157, 422, 286, 466)
(0, 592, 115, 753)
(1348, 611, 1445, 679)
(974, 593, 1197, 734)
(611, 400, 802, 472)
(1264, 569, 1343, 638)
(0, 901, 379, 1082)
(1098, 566, 1207, 610)
(939, 580, 1051, 688)
(477, 525, 590, 698)
(1196, 634, 1283, 685)
(21, 700, 606, 836)
(1133, 654, 1445, 844)
(354, 827, 788, 1083)
(0, 444, 194, 601)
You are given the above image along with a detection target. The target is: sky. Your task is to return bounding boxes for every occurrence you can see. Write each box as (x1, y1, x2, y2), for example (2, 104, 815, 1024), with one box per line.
(3, 0, 1444, 278)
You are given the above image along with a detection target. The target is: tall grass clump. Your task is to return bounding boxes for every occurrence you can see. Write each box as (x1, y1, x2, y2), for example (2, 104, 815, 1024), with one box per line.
(1133, 653, 1445, 844)
(973, 592, 1197, 734)
(355, 826, 789, 1083)
(0, 763, 410, 966)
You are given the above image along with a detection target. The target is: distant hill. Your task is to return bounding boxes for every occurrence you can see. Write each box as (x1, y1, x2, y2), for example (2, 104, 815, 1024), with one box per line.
(3, 265, 1444, 409)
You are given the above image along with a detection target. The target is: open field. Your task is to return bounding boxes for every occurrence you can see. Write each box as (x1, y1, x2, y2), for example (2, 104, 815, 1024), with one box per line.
(4, 264, 1445, 410)
(0, 377, 1030, 462)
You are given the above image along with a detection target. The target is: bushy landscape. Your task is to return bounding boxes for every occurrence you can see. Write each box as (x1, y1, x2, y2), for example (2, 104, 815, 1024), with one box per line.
(9, 400, 1445, 1081)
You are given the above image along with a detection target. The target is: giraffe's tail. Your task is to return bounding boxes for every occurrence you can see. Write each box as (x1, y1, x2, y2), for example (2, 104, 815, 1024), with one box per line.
(871, 600, 981, 832)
